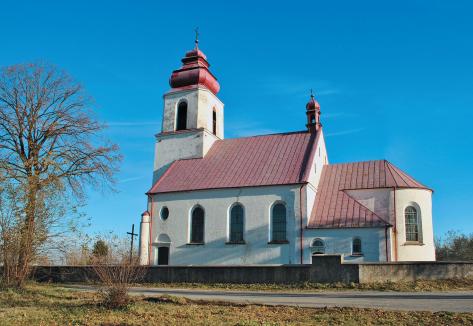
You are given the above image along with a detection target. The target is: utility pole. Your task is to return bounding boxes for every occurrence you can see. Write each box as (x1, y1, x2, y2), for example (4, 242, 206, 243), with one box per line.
(127, 224, 138, 264)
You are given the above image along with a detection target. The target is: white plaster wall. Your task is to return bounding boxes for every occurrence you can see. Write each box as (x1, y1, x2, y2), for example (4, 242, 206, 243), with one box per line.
(149, 185, 301, 265)
(197, 89, 224, 139)
(394, 188, 435, 261)
(306, 130, 328, 190)
(153, 129, 219, 183)
(304, 130, 328, 227)
(139, 214, 150, 265)
(303, 228, 388, 263)
(345, 188, 392, 222)
(162, 88, 224, 138)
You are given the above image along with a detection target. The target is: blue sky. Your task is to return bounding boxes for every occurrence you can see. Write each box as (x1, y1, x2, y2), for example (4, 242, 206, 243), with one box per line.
(1, 1, 472, 238)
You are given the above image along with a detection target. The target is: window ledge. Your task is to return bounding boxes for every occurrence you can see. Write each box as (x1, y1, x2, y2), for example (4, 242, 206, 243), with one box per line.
(187, 242, 205, 245)
(268, 240, 289, 244)
(350, 253, 364, 257)
(403, 241, 424, 246)
(225, 241, 246, 245)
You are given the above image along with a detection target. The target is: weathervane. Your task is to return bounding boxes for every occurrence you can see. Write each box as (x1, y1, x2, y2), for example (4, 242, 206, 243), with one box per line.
(310, 88, 314, 99)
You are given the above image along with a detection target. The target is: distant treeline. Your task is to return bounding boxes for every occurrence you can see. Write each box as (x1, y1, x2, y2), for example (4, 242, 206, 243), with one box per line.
(436, 231, 473, 261)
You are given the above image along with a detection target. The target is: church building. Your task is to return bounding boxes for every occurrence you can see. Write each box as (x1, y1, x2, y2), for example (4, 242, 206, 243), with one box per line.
(138, 40, 435, 266)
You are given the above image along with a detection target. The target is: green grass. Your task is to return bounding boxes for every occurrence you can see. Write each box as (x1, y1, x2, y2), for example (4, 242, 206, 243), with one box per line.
(138, 278, 473, 292)
(0, 283, 472, 325)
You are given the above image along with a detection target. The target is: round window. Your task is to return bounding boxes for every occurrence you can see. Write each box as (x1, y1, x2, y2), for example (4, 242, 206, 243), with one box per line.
(160, 207, 169, 220)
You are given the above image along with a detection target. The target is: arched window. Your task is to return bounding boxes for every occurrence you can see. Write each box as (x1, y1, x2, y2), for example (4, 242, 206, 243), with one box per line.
(311, 238, 325, 254)
(271, 203, 287, 242)
(190, 206, 204, 243)
(352, 238, 362, 255)
(212, 109, 217, 135)
(176, 101, 187, 131)
(405, 206, 420, 242)
(229, 204, 244, 243)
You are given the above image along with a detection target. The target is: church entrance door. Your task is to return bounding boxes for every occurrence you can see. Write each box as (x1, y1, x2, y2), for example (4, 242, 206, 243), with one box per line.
(157, 247, 169, 265)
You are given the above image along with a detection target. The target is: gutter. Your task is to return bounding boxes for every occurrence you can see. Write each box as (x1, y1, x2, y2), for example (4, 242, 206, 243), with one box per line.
(393, 187, 398, 262)
(385, 225, 389, 262)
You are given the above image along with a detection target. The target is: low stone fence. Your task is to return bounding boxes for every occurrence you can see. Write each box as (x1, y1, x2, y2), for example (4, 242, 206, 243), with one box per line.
(358, 261, 473, 283)
(24, 256, 473, 284)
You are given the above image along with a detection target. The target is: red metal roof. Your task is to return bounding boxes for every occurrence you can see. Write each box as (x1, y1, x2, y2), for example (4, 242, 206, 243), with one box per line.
(308, 160, 430, 229)
(148, 131, 319, 194)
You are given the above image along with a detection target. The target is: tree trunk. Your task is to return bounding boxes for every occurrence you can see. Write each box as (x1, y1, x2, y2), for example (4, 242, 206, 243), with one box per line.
(15, 181, 38, 287)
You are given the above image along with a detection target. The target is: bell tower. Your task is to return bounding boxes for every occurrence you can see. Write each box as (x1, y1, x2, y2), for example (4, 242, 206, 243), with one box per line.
(153, 37, 224, 182)
(305, 90, 321, 133)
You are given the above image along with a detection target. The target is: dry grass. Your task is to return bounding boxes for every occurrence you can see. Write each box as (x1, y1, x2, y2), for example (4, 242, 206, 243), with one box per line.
(0, 283, 472, 325)
(139, 278, 473, 292)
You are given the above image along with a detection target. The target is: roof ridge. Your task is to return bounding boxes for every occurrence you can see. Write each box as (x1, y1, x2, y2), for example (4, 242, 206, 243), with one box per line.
(225, 130, 309, 141)
(327, 159, 386, 167)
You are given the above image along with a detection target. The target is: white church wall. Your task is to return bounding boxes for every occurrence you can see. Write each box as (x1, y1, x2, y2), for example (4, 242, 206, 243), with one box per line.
(304, 130, 328, 227)
(162, 88, 224, 138)
(303, 228, 388, 263)
(149, 185, 301, 265)
(153, 130, 203, 182)
(162, 89, 198, 132)
(306, 130, 328, 190)
(344, 188, 392, 222)
(394, 188, 435, 261)
(197, 89, 224, 139)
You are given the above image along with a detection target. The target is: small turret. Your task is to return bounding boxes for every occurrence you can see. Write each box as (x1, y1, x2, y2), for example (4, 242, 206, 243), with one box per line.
(306, 90, 322, 133)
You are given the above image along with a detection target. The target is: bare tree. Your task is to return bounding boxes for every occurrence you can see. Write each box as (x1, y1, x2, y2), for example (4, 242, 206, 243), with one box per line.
(0, 63, 121, 287)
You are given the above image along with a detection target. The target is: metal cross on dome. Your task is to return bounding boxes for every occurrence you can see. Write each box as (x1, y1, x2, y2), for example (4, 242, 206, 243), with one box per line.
(194, 27, 199, 47)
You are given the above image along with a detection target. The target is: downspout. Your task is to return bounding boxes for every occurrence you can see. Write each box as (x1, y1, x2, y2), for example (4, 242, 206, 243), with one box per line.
(299, 184, 305, 264)
(148, 194, 154, 266)
(384, 226, 389, 262)
(393, 187, 398, 262)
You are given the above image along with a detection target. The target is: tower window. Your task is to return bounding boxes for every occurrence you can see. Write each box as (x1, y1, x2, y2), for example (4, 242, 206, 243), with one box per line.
(405, 206, 420, 242)
(212, 109, 217, 135)
(176, 101, 187, 131)
(190, 206, 204, 243)
(310, 114, 315, 124)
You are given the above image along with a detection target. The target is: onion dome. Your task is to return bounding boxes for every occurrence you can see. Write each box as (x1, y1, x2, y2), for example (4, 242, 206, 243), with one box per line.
(169, 41, 220, 94)
(306, 93, 320, 111)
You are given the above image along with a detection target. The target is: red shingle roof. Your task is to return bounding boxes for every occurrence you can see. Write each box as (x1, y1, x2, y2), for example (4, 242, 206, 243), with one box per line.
(148, 131, 319, 194)
(308, 160, 430, 229)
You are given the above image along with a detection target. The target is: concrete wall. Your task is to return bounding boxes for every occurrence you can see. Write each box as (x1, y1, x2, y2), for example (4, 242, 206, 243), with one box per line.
(149, 185, 301, 265)
(358, 262, 473, 283)
(303, 228, 387, 263)
(25, 258, 473, 284)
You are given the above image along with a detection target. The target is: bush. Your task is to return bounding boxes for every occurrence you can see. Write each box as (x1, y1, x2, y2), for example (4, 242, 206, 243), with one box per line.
(93, 260, 145, 309)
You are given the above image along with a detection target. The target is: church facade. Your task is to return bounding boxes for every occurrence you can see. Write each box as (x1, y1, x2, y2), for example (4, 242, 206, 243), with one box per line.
(138, 41, 435, 266)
